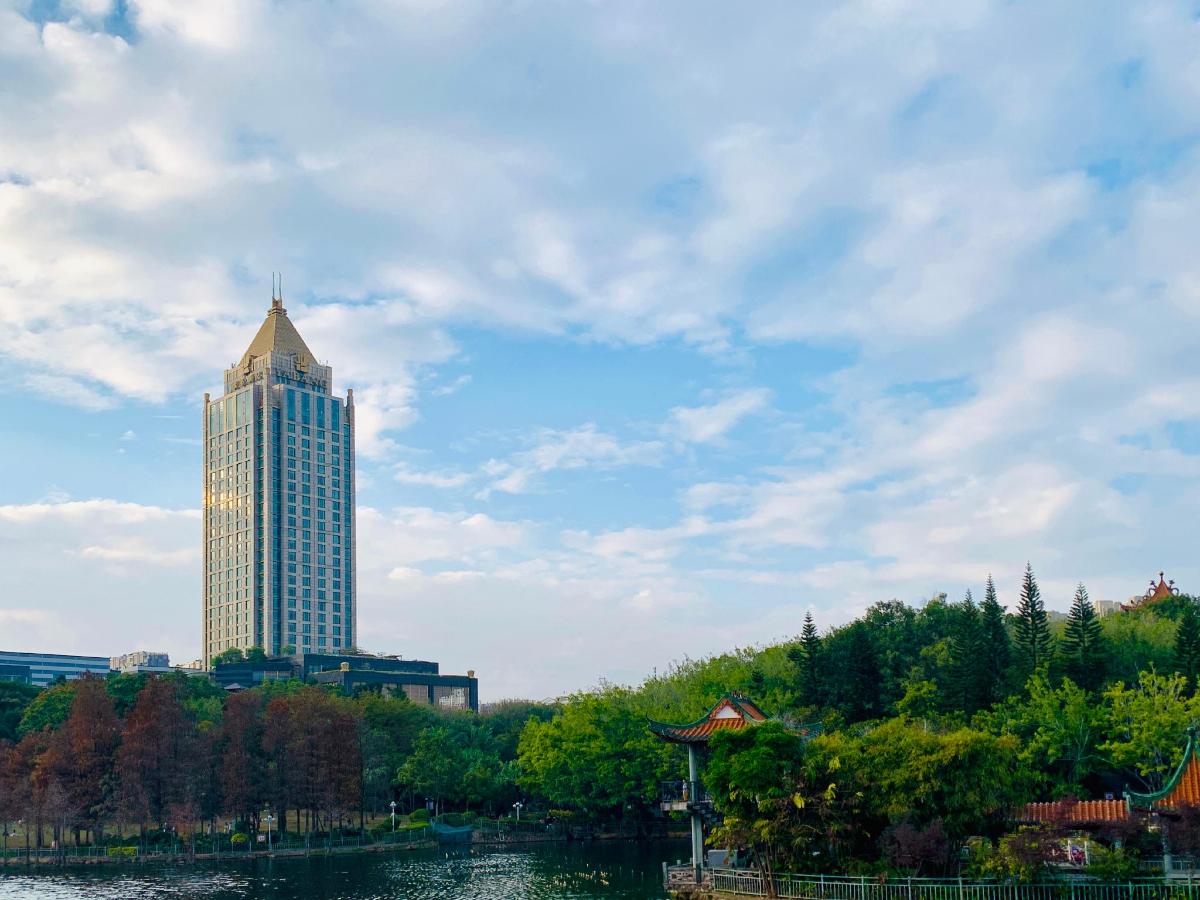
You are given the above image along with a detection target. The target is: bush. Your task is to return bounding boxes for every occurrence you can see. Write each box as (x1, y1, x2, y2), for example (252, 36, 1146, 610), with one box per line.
(107, 846, 137, 858)
(410, 808, 430, 823)
(230, 833, 248, 846)
(1087, 846, 1140, 883)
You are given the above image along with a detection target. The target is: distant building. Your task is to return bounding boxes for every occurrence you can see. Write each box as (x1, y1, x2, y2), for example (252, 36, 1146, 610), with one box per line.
(1094, 600, 1122, 618)
(110, 650, 171, 673)
(0, 651, 110, 687)
(211, 651, 479, 712)
(203, 287, 356, 667)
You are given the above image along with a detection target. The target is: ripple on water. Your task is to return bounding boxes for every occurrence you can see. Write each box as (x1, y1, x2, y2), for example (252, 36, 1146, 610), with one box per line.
(0, 841, 681, 900)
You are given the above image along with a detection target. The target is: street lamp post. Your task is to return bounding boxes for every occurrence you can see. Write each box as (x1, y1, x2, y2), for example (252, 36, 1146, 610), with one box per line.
(264, 812, 274, 852)
(389, 801, 397, 832)
(513, 801, 523, 823)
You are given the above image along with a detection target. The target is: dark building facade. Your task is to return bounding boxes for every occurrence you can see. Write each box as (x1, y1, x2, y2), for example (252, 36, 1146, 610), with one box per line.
(211, 651, 478, 711)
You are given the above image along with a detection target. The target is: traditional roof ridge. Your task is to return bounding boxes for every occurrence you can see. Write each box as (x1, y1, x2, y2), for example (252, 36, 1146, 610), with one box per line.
(1018, 798, 1129, 824)
(645, 692, 821, 745)
(1126, 726, 1200, 809)
(237, 298, 318, 371)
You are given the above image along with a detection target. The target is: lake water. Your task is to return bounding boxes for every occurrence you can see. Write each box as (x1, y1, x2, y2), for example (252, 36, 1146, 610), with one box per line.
(0, 840, 687, 899)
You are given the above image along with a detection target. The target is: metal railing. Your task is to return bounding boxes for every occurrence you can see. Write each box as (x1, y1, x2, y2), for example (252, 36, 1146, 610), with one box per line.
(661, 779, 712, 805)
(705, 871, 1200, 900)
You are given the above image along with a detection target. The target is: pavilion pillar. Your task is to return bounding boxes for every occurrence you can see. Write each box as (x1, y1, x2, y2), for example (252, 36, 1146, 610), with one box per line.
(689, 743, 703, 885)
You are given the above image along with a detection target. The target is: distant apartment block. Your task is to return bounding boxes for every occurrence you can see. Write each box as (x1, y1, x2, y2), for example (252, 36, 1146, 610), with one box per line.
(0, 651, 110, 687)
(110, 650, 170, 672)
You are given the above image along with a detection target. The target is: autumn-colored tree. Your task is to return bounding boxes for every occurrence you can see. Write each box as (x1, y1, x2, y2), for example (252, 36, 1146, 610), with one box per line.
(264, 687, 361, 833)
(218, 690, 268, 827)
(51, 675, 121, 844)
(115, 677, 198, 834)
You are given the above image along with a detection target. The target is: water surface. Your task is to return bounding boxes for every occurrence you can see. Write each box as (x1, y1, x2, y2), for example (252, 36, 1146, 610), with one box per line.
(0, 840, 685, 899)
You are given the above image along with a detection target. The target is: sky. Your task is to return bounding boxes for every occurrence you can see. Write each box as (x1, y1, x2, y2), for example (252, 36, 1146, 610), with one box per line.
(1, 0, 1199, 701)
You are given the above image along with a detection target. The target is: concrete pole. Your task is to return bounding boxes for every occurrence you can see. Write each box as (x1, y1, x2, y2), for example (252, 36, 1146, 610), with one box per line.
(689, 743, 703, 885)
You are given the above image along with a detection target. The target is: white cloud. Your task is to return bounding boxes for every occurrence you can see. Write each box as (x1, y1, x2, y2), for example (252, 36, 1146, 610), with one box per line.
(668, 388, 772, 444)
(479, 424, 663, 497)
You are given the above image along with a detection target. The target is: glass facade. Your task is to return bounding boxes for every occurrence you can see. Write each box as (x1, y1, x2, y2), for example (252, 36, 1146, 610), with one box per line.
(203, 298, 355, 666)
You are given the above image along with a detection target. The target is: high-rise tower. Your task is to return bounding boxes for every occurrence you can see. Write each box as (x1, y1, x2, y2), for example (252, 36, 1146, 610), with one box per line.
(203, 291, 356, 666)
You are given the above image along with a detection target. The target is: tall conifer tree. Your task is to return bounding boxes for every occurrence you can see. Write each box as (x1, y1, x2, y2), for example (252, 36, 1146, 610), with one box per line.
(790, 611, 823, 707)
(951, 590, 986, 714)
(1176, 601, 1200, 695)
(979, 574, 1010, 706)
(1014, 562, 1053, 676)
(1059, 582, 1104, 691)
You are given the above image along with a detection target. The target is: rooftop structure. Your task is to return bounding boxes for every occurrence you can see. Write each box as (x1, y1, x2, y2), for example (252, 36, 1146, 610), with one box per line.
(1122, 572, 1181, 612)
(110, 650, 170, 672)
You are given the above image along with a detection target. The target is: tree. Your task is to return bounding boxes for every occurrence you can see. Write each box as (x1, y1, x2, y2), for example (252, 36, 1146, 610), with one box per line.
(0, 683, 40, 743)
(115, 677, 199, 833)
(17, 682, 76, 736)
(1175, 601, 1200, 695)
(980, 575, 1011, 706)
(1060, 583, 1105, 692)
(516, 686, 678, 818)
(788, 612, 823, 707)
(1102, 670, 1200, 792)
(52, 676, 121, 843)
(1014, 564, 1052, 676)
(217, 690, 268, 827)
(212, 648, 246, 666)
(706, 721, 848, 879)
(951, 591, 987, 714)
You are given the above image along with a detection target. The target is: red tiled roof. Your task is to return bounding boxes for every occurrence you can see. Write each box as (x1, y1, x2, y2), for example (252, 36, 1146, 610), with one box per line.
(1019, 799, 1129, 824)
(1128, 729, 1200, 811)
(648, 694, 771, 745)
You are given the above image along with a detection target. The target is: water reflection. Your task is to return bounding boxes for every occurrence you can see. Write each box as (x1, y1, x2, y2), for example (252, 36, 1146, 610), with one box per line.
(0, 841, 684, 899)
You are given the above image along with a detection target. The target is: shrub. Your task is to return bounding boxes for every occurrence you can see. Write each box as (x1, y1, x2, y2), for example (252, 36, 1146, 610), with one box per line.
(410, 808, 430, 823)
(230, 833, 248, 846)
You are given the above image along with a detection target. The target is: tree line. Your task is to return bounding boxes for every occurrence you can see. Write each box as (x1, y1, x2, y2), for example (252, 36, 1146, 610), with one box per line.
(3, 563, 1200, 874)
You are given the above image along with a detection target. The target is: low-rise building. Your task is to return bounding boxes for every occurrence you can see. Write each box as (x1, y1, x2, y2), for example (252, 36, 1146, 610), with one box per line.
(0, 650, 111, 687)
(210, 651, 479, 711)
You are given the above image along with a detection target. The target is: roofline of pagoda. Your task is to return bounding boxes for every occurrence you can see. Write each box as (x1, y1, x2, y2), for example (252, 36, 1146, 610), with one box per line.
(1125, 726, 1200, 809)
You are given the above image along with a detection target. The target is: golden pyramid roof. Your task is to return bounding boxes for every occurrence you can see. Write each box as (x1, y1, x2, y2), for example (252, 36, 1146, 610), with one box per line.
(237, 299, 316, 370)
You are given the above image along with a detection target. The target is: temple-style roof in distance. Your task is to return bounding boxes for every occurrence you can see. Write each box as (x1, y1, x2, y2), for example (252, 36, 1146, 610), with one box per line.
(1127, 726, 1200, 810)
(1122, 572, 1181, 612)
(237, 298, 317, 371)
(648, 693, 821, 745)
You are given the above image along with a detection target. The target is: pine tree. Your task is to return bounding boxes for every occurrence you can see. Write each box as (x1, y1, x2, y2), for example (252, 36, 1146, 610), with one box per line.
(1060, 582, 1104, 691)
(789, 611, 823, 707)
(979, 574, 1010, 706)
(950, 590, 986, 714)
(1014, 562, 1053, 676)
(1176, 601, 1200, 695)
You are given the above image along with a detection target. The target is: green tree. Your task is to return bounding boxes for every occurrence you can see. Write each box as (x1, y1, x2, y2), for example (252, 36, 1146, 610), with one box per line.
(951, 591, 987, 714)
(788, 612, 823, 708)
(1175, 601, 1200, 695)
(1014, 564, 1052, 676)
(1060, 583, 1105, 691)
(979, 574, 1011, 706)
(17, 683, 76, 736)
(516, 687, 677, 818)
(706, 721, 849, 878)
(212, 648, 246, 666)
(397, 726, 465, 816)
(1102, 670, 1200, 792)
(0, 682, 40, 743)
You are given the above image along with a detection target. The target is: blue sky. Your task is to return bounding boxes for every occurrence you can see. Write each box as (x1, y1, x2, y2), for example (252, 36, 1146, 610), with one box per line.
(2, 0, 1200, 699)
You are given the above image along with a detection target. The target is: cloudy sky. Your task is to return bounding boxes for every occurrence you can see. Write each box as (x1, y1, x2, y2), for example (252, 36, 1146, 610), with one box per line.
(1, 0, 1198, 700)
